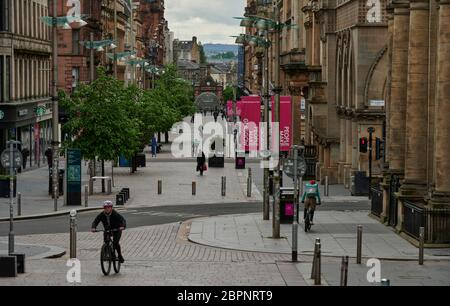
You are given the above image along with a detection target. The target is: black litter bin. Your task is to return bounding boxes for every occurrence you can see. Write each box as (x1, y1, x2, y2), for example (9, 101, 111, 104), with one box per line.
(0, 177, 16, 198)
(351, 171, 369, 196)
(116, 193, 125, 206)
(136, 153, 146, 167)
(280, 187, 299, 224)
(49, 169, 64, 196)
(9, 253, 25, 274)
(209, 155, 225, 168)
(121, 188, 130, 201)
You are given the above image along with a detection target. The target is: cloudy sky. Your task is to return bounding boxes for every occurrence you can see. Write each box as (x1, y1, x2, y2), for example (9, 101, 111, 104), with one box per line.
(165, 0, 245, 44)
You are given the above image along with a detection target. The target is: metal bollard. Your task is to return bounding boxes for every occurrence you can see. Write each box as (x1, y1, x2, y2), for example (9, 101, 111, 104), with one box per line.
(325, 176, 329, 197)
(17, 193, 22, 217)
(107, 179, 112, 195)
(247, 168, 252, 197)
(221, 177, 226, 197)
(357, 225, 363, 264)
(311, 238, 320, 279)
(89, 179, 94, 196)
(84, 185, 89, 207)
(69, 210, 77, 259)
(381, 279, 390, 286)
(314, 241, 322, 285)
(419, 227, 424, 265)
(192, 182, 196, 196)
(158, 180, 162, 195)
(340, 256, 349, 286)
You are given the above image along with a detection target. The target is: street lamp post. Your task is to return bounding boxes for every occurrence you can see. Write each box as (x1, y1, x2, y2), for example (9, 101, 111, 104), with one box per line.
(52, 0, 59, 212)
(272, 1, 282, 238)
(114, 0, 118, 79)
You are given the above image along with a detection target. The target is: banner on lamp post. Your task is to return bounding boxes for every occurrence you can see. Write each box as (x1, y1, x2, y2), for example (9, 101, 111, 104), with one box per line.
(239, 96, 261, 154)
(272, 96, 293, 152)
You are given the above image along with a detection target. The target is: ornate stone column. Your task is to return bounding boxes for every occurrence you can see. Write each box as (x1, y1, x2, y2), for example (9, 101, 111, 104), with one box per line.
(344, 119, 353, 188)
(430, 0, 450, 207)
(338, 118, 346, 184)
(388, 0, 410, 173)
(400, 0, 429, 197)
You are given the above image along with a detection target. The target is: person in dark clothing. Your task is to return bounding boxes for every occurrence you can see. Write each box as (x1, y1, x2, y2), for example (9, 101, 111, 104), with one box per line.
(91, 201, 127, 263)
(196, 151, 206, 176)
(45, 147, 53, 169)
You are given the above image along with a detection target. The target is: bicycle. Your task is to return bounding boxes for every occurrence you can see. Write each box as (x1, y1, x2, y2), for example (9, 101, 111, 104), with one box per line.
(304, 206, 314, 232)
(94, 229, 122, 276)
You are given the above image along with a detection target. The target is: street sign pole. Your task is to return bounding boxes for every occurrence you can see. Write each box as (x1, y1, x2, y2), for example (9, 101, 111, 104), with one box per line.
(368, 127, 375, 199)
(4, 140, 21, 255)
(9, 141, 14, 254)
(292, 145, 299, 262)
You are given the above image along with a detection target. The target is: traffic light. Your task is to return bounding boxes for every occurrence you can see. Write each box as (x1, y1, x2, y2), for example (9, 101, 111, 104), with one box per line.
(359, 137, 368, 153)
(376, 137, 385, 160)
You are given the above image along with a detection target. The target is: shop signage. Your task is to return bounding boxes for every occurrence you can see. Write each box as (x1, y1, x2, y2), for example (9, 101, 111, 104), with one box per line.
(18, 109, 29, 117)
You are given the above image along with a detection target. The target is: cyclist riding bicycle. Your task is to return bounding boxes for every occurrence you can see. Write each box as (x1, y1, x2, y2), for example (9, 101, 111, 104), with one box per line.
(301, 180, 322, 225)
(91, 201, 127, 263)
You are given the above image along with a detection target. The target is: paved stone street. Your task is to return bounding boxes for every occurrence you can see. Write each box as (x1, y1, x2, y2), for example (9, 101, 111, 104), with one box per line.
(1, 221, 450, 286)
(188, 212, 450, 260)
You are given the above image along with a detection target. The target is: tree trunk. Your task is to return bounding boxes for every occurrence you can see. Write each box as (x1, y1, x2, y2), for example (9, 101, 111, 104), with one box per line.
(111, 161, 115, 187)
(102, 159, 105, 193)
(165, 131, 169, 144)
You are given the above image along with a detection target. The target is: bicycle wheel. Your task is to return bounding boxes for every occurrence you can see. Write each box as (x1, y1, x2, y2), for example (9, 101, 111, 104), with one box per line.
(100, 244, 112, 276)
(304, 215, 310, 232)
(113, 247, 121, 274)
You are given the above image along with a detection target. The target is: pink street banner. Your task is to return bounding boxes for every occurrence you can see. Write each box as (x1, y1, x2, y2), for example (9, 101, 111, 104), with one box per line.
(240, 96, 261, 152)
(271, 96, 292, 152)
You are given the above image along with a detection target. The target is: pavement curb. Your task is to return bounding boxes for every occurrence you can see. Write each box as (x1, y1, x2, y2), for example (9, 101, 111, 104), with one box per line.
(0, 207, 103, 222)
(0, 241, 67, 260)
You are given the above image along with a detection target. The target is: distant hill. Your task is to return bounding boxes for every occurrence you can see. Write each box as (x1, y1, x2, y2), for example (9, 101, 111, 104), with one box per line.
(203, 44, 238, 63)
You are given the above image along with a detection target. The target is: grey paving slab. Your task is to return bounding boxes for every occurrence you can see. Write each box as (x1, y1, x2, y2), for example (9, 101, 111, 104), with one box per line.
(188, 212, 450, 261)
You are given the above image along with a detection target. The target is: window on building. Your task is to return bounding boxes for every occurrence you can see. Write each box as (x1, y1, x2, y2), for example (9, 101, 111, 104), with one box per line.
(72, 67, 79, 91)
(72, 30, 80, 55)
(0, 0, 10, 31)
(0, 56, 11, 102)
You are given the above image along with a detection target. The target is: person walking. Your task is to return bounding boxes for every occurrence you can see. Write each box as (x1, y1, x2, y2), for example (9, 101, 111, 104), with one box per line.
(151, 136, 158, 158)
(45, 146, 53, 170)
(196, 151, 206, 176)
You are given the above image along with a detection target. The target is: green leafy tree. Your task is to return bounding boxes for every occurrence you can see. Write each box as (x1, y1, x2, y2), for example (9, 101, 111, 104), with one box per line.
(223, 86, 245, 102)
(60, 69, 142, 161)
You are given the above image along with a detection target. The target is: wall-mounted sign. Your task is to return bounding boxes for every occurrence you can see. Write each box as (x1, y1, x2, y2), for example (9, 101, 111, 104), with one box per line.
(35, 106, 47, 116)
(370, 100, 385, 107)
(18, 109, 29, 117)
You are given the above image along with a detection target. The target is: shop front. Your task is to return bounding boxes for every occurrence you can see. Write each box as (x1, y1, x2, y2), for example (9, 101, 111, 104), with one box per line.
(0, 100, 53, 172)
